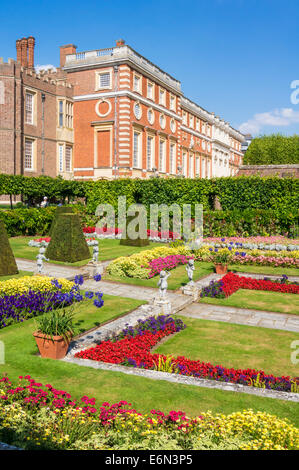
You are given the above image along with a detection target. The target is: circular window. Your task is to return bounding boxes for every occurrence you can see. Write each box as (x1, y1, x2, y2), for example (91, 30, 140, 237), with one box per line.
(170, 119, 176, 133)
(160, 114, 166, 129)
(134, 102, 142, 120)
(95, 99, 112, 117)
(147, 108, 154, 125)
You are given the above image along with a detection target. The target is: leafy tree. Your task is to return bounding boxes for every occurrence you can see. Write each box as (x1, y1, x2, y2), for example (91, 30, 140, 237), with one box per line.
(243, 134, 299, 165)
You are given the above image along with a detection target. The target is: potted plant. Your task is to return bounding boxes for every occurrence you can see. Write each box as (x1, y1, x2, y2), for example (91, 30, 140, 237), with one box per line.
(208, 248, 232, 274)
(33, 309, 75, 359)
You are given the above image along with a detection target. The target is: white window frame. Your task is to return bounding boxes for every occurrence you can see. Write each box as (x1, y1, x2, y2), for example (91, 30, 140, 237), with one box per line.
(96, 70, 112, 90)
(182, 111, 187, 125)
(65, 145, 72, 172)
(169, 142, 176, 174)
(25, 91, 35, 125)
(189, 153, 194, 178)
(147, 80, 154, 100)
(189, 115, 194, 129)
(133, 72, 142, 93)
(159, 87, 166, 106)
(133, 129, 142, 168)
(170, 94, 176, 111)
(146, 134, 154, 170)
(134, 102, 142, 120)
(159, 138, 166, 172)
(24, 138, 34, 171)
(58, 144, 64, 172)
(182, 152, 187, 177)
(195, 156, 200, 176)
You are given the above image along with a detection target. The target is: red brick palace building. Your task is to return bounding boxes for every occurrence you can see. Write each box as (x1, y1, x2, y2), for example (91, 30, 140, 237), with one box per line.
(0, 37, 245, 181)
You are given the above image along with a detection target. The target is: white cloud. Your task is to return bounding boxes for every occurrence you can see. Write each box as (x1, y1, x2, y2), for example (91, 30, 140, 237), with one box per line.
(239, 108, 299, 135)
(35, 64, 57, 73)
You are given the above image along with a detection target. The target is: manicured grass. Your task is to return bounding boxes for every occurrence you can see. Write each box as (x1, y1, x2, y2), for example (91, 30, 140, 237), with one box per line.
(0, 271, 33, 281)
(0, 304, 298, 426)
(200, 289, 299, 316)
(9, 237, 164, 266)
(228, 264, 299, 277)
(105, 261, 214, 290)
(155, 317, 299, 378)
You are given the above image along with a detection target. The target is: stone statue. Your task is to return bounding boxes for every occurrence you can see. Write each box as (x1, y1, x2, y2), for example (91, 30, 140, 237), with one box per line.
(36, 245, 49, 274)
(158, 270, 171, 299)
(92, 241, 99, 263)
(186, 259, 195, 285)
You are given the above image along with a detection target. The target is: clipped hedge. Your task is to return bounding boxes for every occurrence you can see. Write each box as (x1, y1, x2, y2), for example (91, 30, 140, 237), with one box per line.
(1, 174, 298, 213)
(85, 176, 299, 214)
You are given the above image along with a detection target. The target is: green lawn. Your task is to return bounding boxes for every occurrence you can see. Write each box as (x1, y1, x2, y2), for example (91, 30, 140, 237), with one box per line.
(0, 302, 298, 426)
(105, 261, 214, 290)
(155, 317, 299, 378)
(228, 264, 299, 277)
(9, 237, 164, 266)
(0, 271, 33, 281)
(200, 289, 299, 316)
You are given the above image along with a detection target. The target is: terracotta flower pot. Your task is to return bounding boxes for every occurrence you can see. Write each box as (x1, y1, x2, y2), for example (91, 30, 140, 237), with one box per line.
(214, 264, 228, 274)
(33, 331, 72, 359)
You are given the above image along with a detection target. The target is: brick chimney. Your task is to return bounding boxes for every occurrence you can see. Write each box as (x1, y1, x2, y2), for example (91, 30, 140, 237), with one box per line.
(16, 39, 22, 63)
(116, 39, 125, 47)
(60, 44, 77, 67)
(27, 36, 35, 68)
(20, 37, 28, 67)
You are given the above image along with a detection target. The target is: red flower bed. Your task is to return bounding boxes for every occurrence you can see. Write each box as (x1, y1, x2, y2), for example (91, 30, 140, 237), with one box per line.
(221, 272, 299, 297)
(75, 318, 297, 393)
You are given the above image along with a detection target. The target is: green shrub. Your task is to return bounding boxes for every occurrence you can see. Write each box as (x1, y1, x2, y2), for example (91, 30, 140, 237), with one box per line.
(48, 206, 74, 237)
(46, 213, 90, 262)
(0, 220, 18, 276)
(243, 134, 299, 165)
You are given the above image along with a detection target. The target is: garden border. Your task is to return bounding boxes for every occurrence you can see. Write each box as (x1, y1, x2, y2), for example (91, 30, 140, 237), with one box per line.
(62, 355, 299, 403)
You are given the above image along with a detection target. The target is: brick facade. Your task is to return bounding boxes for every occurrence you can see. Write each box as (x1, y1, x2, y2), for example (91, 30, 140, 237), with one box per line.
(0, 37, 74, 180)
(0, 37, 244, 182)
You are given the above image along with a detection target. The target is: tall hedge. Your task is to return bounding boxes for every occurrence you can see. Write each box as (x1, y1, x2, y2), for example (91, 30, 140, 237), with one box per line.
(0, 220, 18, 276)
(85, 177, 299, 214)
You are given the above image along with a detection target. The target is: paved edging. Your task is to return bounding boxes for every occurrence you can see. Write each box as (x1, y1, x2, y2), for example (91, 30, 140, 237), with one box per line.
(62, 356, 299, 403)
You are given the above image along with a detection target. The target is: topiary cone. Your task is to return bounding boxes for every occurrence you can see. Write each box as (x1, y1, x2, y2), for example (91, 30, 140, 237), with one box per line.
(48, 206, 73, 237)
(0, 220, 18, 276)
(46, 213, 90, 263)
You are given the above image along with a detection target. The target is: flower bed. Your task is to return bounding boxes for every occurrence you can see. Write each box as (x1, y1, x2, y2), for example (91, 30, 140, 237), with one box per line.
(0, 275, 103, 329)
(75, 315, 298, 394)
(195, 246, 299, 269)
(200, 273, 299, 299)
(0, 375, 298, 450)
(203, 236, 299, 251)
(83, 226, 180, 242)
(148, 254, 193, 278)
(0, 276, 73, 296)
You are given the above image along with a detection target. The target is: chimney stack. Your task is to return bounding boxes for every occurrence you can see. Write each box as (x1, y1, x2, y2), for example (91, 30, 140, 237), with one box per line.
(20, 37, 28, 67)
(116, 39, 125, 47)
(16, 39, 22, 63)
(27, 36, 35, 68)
(60, 44, 77, 67)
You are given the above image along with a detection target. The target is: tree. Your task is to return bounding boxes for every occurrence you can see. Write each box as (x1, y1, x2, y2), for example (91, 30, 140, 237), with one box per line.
(243, 134, 299, 165)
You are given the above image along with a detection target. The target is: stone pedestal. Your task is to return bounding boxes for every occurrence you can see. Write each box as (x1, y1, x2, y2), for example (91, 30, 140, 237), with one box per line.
(182, 283, 199, 300)
(85, 261, 104, 278)
(152, 297, 172, 314)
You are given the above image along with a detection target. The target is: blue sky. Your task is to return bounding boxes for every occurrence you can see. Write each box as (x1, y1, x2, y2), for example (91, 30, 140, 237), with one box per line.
(1, 0, 298, 136)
